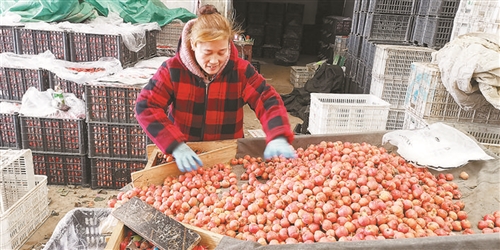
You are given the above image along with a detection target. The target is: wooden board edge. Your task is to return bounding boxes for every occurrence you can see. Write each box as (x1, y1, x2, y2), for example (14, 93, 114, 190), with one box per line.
(104, 220, 125, 250)
(183, 223, 224, 249)
(132, 144, 237, 187)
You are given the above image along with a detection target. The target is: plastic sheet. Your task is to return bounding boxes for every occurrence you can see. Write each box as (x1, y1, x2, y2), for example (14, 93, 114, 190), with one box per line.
(0, 102, 21, 114)
(0, 51, 55, 69)
(0, 0, 97, 23)
(19, 87, 86, 119)
(41, 56, 123, 84)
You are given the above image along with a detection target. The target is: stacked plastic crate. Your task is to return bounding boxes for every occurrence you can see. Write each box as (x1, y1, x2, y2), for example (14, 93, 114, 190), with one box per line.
(450, 0, 500, 40)
(245, 2, 267, 58)
(1, 149, 50, 250)
(85, 80, 149, 189)
(275, 3, 305, 65)
(370, 45, 435, 130)
(156, 20, 185, 57)
(262, 3, 285, 59)
(318, 16, 351, 64)
(346, 0, 417, 94)
(412, 0, 460, 49)
(404, 62, 500, 155)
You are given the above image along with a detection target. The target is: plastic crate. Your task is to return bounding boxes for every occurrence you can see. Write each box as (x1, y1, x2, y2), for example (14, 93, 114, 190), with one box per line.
(347, 33, 362, 57)
(43, 208, 112, 250)
(427, 0, 461, 17)
(356, 12, 367, 36)
(90, 157, 146, 189)
(308, 93, 391, 134)
(84, 83, 142, 124)
(157, 21, 184, 50)
(69, 32, 136, 68)
(360, 0, 370, 12)
(0, 113, 22, 149)
(0, 25, 20, 53)
(368, 0, 417, 15)
(17, 28, 70, 61)
(386, 108, 406, 131)
(363, 13, 413, 42)
(370, 75, 409, 109)
(371, 44, 434, 79)
(351, 12, 359, 34)
(0, 175, 49, 250)
(362, 71, 373, 94)
(0, 149, 36, 212)
(32, 152, 90, 186)
(87, 122, 149, 159)
(405, 62, 500, 125)
(412, 15, 426, 45)
(0, 67, 50, 102)
(354, 60, 365, 84)
(322, 16, 352, 36)
(422, 16, 454, 49)
(289, 66, 315, 88)
(19, 116, 87, 154)
(451, 16, 500, 41)
(48, 72, 85, 100)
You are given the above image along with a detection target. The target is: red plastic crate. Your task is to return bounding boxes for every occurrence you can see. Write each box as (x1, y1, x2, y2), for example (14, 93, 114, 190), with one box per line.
(17, 28, 70, 60)
(32, 152, 90, 186)
(0, 25, 20, 53)
(87, 122, 149, 159)
(0, 112, 22, 149)
(20, 116, 87, 154)
(90, 157, 146, 189)
(69, 32, 136, 67)
(0, 67, 50, 102)
(84, 84, 142, 124)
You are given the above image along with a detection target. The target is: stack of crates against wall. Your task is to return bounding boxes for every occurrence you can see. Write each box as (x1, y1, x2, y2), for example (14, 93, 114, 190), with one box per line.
(157, 20, 185, 57)
(263, 2, 285, 58)
(405, 61, 500, 126)
(1, 149, 50, 250)
(278, 3, 304, 61)
(17, 27, 70, 60)
(318, 16, 352, 63)
(363, 0, 417, 42)
(19, 115, 91, 186)
(308, 93, 390, 135)
(0, 24, 22, 53)
(289, 66, 314, 88)
(0, 65, 50, 102)
(413, 0, 459, 49)
(369, 44, 435, 130)
(451, 0, 500, 40)
(69, 32, 136, 68)
(245, 2, 268, 57)
(84, 82, 148, 189)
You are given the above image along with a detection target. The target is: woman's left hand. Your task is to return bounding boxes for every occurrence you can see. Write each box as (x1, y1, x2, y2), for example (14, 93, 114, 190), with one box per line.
(263, 137, 296, 160)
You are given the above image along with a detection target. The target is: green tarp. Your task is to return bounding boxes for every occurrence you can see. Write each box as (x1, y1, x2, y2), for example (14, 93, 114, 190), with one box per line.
(0, 0, 196, 25)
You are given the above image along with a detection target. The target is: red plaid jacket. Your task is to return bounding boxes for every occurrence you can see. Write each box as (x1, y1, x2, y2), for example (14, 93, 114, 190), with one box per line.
(135, 42, 294, 154)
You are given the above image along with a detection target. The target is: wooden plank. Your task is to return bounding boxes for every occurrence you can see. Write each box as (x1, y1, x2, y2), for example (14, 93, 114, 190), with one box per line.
(104, 221, 125, 250)
(112, 197, 201, 250)
(143, 140, 238, 170)
(132, 144, 237, 187)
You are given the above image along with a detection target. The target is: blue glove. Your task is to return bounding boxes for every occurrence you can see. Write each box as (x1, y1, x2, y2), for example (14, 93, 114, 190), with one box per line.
(263, 137, 296, 160)
(172, 143, 203, 172)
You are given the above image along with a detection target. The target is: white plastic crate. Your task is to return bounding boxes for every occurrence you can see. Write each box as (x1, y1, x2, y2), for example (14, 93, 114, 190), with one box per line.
(405, 62, 500, 125)
(289, 66, 315, 88)
(308, 93, 391, 134)
(0, 149, 35, 212)
(371, 44, 435, 79)
(1, 175, 49, 250)
(386, 108, 406, 131)
(369, 75, 409, 109)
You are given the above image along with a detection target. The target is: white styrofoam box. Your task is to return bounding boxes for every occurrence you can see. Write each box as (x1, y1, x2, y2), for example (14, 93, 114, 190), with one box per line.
(371, 44, 435, 79)
(0, 149, 35, 213)
(369, 75, 409, 110)
(289, 66, 315, 88)
(1, 175, 49, 250)
(405, 62, 500, 125)
(308, 93, 391, 135)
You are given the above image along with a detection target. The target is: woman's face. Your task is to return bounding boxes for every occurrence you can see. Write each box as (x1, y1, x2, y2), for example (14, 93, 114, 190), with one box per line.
(192, 38, 229, 75)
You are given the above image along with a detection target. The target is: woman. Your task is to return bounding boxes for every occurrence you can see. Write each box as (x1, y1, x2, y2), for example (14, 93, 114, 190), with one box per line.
(135, 5, 295, 172)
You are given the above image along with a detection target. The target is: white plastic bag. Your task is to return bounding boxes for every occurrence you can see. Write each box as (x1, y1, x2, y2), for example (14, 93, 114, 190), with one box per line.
(19, 87, 86, 119)
(382, 122, 494, 170)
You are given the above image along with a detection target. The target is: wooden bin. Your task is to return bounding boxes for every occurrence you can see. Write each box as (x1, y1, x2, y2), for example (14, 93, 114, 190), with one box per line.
(105, 140, 237, 249)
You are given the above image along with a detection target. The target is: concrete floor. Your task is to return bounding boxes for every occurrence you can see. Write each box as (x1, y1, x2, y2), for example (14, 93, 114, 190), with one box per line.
(242, 54, 319, 138)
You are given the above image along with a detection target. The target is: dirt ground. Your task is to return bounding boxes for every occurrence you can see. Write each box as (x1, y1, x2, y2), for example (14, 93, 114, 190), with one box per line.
(20, 54, 318, 249)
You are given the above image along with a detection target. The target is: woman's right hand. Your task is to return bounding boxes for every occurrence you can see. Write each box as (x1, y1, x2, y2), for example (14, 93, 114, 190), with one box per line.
(172, 143, 203, 172)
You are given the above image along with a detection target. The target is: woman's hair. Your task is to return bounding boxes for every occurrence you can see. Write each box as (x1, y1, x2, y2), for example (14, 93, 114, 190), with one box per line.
(189, 4, 242, 46)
